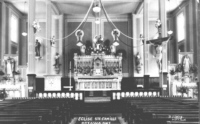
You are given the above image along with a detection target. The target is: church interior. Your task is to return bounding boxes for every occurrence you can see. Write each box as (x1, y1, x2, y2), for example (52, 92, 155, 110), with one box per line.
(0, 0, 200, 124)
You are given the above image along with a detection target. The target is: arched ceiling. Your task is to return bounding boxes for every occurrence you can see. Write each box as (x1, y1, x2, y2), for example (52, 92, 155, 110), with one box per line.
(4, 0, 185, 18)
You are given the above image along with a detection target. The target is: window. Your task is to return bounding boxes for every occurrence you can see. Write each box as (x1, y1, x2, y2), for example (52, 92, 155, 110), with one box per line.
(10, 14, 18, 43)
(177, 12, 185, 42)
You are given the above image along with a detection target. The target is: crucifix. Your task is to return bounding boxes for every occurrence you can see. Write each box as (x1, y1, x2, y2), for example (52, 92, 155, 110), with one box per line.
(63, 61, 73, 91)
(144, 19, 173, 72)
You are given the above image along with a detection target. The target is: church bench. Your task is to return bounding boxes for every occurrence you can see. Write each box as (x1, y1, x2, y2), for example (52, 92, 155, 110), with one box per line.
(166, 121, 199, 124)
(0, 116, 49, 124)
(1, 108, 71, 123)
(133, 105, 199, 124)
(122, 98, 199, 124)
(0, 99, 74, 124)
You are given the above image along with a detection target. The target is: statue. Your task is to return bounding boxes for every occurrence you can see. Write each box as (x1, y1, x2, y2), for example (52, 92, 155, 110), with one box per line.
(53, 53, 61, 74)
(50, 36, 55, 47)
(135, 52, 142, 73)
(182, 54, 190, 76)
(4, 57, 15, 77)
(35, 39, 41, 57)
(144, 19, 173, 73)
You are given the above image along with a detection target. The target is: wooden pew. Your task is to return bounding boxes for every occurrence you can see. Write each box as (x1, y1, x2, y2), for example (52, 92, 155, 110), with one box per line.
(0, 98, 74, 124)
(122, 97, 199, 124)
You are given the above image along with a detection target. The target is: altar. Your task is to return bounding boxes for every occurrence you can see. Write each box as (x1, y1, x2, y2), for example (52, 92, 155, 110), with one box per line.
(74, 53, 122, 91)
(74, 33, 123, 91)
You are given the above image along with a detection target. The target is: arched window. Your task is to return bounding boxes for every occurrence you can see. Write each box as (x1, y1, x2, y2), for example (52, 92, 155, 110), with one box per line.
(10, 14, 19, 54)
(177, 12, 185, 42)
(10, 14, 18, 43)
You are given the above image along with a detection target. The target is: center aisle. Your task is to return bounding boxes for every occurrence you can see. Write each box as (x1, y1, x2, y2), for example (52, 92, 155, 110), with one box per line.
(70, 101, 127, 124)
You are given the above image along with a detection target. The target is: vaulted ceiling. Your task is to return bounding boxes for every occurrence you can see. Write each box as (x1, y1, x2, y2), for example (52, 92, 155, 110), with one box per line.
(4, 0, 185, 18)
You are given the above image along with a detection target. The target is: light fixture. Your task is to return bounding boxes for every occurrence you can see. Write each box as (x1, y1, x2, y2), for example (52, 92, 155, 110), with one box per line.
(111, 29, 120, 46)
(93, 0, 101, 13)
(95, 18, 100, 24)
(75, 29, 84, 47)
(167, 30, 173, 35)
(76, 41, 83, 47)
(22, 32, 27, 36)
(22, 1, 27, 36)
(113, 40, 119, 46)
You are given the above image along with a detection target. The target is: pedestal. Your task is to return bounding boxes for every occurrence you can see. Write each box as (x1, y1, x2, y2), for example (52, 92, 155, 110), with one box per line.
(27, 74, 36, 97)
(160, 72, 168, 96)
(144, 75, 149, 89)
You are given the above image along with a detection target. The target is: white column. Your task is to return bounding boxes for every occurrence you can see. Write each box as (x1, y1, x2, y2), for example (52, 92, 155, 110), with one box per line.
(0, 1, 6, 65)
(59, 15, 64, 75)
(46, 0, 51, 74)
(143, 0, 149, 75)
(27, 0, 36, 74)
(159, 0, 167, 72)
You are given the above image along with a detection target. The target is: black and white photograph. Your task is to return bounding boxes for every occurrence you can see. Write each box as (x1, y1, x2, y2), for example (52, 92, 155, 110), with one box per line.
(0, 0, 200, 124)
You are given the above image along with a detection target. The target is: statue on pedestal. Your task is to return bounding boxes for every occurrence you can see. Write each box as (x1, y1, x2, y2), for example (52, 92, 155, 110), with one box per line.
(182, 54, 190, 76)
(35, 39, 41, 57)
(135, 52, 142, 73)
(53, 53, 61, 74)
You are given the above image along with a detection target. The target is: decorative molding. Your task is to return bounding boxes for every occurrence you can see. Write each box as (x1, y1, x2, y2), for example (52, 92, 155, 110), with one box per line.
(5, 2, 23, 18)
(51, 2, 60, 15)
(134, 0, 143, 14)
(51, 0, 141, 2)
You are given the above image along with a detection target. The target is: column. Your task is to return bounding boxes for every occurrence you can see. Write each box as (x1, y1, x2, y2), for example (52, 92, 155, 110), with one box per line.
(0, 1, 6, 65)
(143, 0, 149, 89)
(159, 0, 168, 95)
(195, 0, 200, 123)
(59, 15, 64, 75)
(27, 0, 36, 97)
(46, 0, 51, 74)
(19, 17, 28, 65)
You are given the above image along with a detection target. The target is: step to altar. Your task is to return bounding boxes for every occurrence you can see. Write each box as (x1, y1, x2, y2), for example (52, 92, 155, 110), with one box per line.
(84, 97, 111, 103)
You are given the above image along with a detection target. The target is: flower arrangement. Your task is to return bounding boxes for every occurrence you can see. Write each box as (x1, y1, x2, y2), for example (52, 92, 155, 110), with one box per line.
(32, 20, 41, 33)
(175, 64, 183, 73)
(177, 86, 189, 94)
(189, 64, 198, 74)
(170, 69, 176, 75)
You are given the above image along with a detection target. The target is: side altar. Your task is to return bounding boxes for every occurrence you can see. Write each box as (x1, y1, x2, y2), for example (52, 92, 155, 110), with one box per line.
(73, 31, 123, 91)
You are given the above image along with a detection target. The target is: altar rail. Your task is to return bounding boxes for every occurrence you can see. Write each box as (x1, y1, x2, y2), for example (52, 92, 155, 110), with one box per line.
(35, 91, 84, 101)
(111, 89, 161, 100)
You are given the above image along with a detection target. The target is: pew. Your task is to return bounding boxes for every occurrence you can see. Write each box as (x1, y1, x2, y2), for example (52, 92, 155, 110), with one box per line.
(122, 97, 199, 124)
(0, 98, 75, 124)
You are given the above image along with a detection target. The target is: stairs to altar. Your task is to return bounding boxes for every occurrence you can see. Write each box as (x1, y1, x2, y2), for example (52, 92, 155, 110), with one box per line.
(73, 101, 123, 114)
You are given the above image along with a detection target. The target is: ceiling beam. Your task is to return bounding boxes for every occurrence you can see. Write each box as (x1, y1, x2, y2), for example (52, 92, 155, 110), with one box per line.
(134, 0, 143, 14)
(51, 2, 60, 15)
(51, 0, 141, 3)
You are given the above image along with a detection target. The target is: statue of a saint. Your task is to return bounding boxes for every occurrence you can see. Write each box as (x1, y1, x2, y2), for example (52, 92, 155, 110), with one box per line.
(182, 54, 190, 75)
(135, 52, 142, 73)
(53, 53, 60, 68)
(4, 57, 15, 77)
(35, 39, 41, 57)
